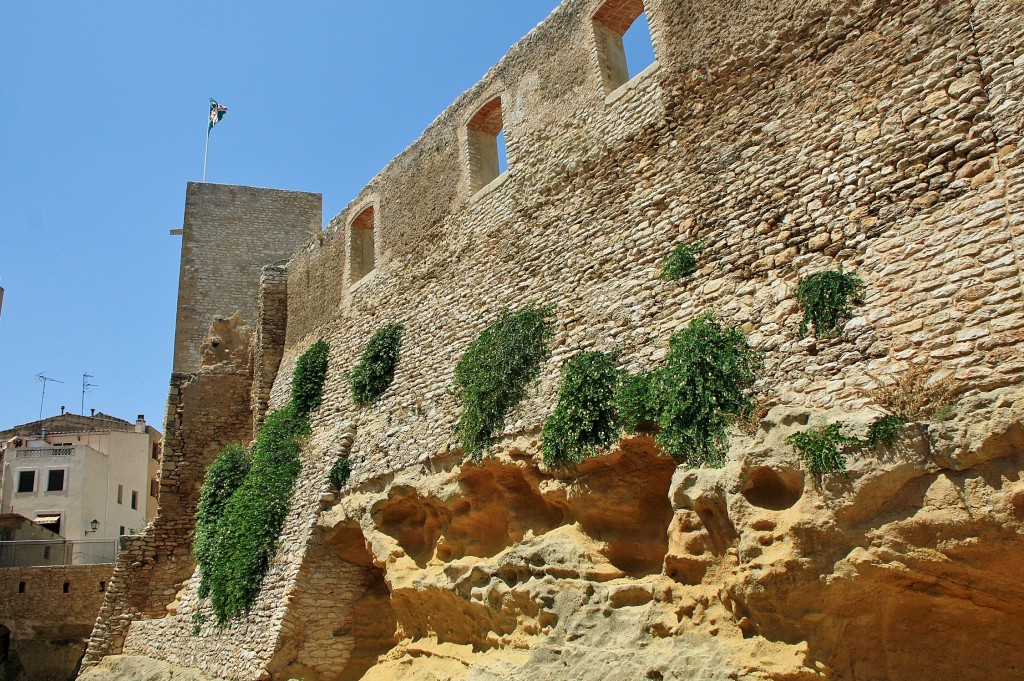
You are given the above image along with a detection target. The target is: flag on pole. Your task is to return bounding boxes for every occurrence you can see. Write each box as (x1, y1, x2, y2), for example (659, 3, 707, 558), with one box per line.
(208, 99, 228, 132)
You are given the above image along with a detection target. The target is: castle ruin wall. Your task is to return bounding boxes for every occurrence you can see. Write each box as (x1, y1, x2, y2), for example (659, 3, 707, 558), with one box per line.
(87, 0, 1024, 677)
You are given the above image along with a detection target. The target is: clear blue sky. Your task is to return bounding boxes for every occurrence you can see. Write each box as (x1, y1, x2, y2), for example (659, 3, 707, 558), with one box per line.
(0, 2, 654, 433)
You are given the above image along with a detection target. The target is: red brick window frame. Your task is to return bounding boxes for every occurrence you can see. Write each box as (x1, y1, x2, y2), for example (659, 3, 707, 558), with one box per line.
(349, 205, 376, 284)
(592, 0, 655, 94)
(466, 97, 507, 195)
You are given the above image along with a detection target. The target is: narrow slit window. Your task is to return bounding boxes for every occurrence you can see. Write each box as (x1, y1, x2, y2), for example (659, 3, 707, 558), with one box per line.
(349, 206, 376, 284)
(467, 97, 506, 194)
(131, 490, 138, 510)
(593, 0, 657, 94)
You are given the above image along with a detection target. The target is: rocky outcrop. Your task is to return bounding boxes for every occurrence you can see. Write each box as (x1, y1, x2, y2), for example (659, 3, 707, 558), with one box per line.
(274, 387, 1024, 680)
(80, 387, 1024, 680)
(78, 655, 230, 681)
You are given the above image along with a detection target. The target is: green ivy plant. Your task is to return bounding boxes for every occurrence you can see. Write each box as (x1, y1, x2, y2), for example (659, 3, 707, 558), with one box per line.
(350, 323, 404, 406)
(866, 414, 906, 448)
(291, 340, 330, 414)
(454, 303, 555, 462)
(786, 422, 862, 474)
(616, 371, 655, 434)
(541, 350, 621, 468)
(193, 443, 250, 599)
(619, 313, 761, 468)
(795, 266, 866, 337)
(194, 340, 328, 624)
(660, 241, 704, 280)
(329, 456, 353, 489)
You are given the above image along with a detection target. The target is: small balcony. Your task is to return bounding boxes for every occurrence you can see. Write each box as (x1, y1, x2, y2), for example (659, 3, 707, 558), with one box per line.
(14, 447, 75, 459)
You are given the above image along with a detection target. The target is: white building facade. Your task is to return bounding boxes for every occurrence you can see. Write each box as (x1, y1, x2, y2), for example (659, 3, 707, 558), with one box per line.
(0, 413, 160, 547)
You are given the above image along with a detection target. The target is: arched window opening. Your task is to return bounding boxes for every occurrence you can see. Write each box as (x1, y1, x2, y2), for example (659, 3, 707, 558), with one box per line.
(467, 97, 507, 194)
(593, 0, 657, 94)
(349, 206, 376, 284)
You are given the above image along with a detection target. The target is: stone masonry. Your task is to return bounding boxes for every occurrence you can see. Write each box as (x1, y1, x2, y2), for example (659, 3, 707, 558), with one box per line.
(85, 0, 1024, 678)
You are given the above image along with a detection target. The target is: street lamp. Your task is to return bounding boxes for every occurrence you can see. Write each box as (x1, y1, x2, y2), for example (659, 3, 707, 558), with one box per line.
(87, 519, 99, 534)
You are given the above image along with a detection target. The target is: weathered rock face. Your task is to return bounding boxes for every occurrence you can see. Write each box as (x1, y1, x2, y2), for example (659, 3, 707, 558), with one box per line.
(668, 387, 1024, 680)
(81, 388, 1024, 680)
(257, 387, 1023, 681)
(77, 655, 230, 681)
(199, 312, 253, 369)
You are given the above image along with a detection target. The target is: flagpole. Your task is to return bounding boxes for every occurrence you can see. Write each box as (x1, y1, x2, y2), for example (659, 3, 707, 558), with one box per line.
(203, 128, 210, 182)
(204, 99, 226, 182)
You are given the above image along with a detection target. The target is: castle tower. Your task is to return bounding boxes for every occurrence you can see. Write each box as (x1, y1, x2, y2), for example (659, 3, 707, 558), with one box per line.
(172, 182, 321, 374)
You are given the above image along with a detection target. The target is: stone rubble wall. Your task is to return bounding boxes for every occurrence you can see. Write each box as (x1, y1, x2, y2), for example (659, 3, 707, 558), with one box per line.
(0, 563, 113, 681)
(280, 0, 1024, 485)
(88, 0, 1024, 678)
(251, 267, 290, 436)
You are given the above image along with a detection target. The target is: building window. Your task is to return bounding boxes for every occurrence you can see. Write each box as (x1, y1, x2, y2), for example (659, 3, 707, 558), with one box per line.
(349, 205, 376, 284)
(46, 469, 65, 492)
(150, 478, 159, 498)
(99, 581, 106, 592)
(119, 526, 125, 536)
(593, 0, 657, 94)
(151, 443, 160, 461)
(467, 97, 507, 194)
(117, 484, 123, 504)
(130, 491, 138, 510)
(18, 582, 25, 594)
(63, 582, 70, 593)
(16, 470, 35, 493)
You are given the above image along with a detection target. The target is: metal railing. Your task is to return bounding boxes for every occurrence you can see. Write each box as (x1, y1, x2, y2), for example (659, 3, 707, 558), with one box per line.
(0, 539, 117, 567)
(14, 447, 75, 458)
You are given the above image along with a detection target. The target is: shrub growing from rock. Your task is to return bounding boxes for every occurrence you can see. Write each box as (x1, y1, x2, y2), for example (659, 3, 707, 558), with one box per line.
(542, 350, 621, 467)
(787, 422, 861, 474)
(620, 313, 760, 468)
(660, 242, 703, 280)
(796, 266, 865, 337)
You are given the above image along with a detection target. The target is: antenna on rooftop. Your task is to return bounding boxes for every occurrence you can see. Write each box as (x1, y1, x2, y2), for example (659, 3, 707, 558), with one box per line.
(36, 373, 64, 420)
(82, 373, 97, 415)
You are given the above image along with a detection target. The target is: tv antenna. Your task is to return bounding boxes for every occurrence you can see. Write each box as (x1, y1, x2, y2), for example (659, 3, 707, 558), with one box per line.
(82, 373, 97, 415)
(36, 373, 64, 420)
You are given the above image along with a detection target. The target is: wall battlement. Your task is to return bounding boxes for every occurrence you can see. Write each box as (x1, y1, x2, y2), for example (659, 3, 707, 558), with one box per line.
(84, 0, 1024, 678)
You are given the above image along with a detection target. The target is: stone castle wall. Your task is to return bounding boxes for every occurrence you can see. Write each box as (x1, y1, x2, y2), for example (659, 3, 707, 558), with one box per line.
(278, 0, 1024, 483)
(86, 0, 1024, 678)
(0, 563, 113, 680)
